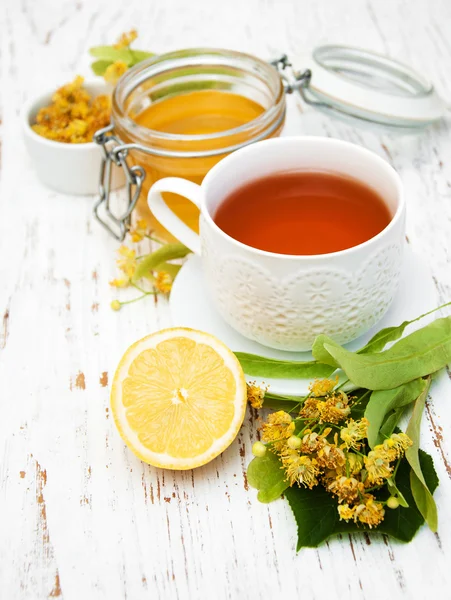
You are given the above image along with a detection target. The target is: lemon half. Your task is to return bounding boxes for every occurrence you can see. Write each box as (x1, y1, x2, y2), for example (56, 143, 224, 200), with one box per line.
(111, 328, 247, 469)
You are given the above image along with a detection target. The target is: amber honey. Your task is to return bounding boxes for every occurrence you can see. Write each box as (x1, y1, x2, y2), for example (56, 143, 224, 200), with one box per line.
(135, 90, 264, 135)
(130, 90, 265, 238)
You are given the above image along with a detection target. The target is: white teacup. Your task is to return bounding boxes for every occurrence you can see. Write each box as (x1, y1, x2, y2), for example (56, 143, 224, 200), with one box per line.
(148, 137, 405, 351)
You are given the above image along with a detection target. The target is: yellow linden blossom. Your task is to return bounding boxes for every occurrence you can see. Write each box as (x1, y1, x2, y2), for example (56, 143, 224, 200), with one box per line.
(353, 495, 385, 528)
(347, 452, 364, 475)
(110, 278, 129, 288)
(320, 392, 351, 424)
(381, 432, 413, 459)
(261, 411, 295, 450)
(338, 504, 356, 521)
(114, 29, 138, 49)
(116, 245, 137, 278)
(316, 443, 346, 470)
(246, 382, 266, 409)
(340, 418, 369, 449)
(309, 375, 339, 397)
(154, 271, 173, 295)
(372, 443, 397, 463)
(328, 476, 365, 504)
(300, 392, 350, 424)
(281, 450, 319, 488)
(300, 428, 331, 454)
(322, 467, 345, 487)
(129, 219, 149, 243)
(300, 397, 322, 420)
(104, 60, 128, 84)
(364, 449, 393, 485)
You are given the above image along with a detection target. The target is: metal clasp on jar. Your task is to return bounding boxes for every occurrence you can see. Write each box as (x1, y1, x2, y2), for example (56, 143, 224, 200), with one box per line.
(270, 54, 328, 108)
(93, 124, 146, 241)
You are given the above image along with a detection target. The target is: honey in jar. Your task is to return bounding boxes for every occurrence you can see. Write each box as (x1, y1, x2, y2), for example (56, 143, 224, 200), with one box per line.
(108, 49, 286, 240)
(132, 90, 265, 236)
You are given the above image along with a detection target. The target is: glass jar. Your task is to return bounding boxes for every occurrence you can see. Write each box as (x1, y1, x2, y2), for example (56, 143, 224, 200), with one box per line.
(95, 48, 285, 240)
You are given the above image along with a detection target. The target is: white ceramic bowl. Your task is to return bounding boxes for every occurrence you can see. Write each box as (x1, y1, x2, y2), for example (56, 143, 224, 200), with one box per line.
(22, 80, 125, 196)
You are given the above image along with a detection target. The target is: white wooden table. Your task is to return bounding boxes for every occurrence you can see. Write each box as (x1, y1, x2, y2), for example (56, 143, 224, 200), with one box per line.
(2, 0, 451, 598)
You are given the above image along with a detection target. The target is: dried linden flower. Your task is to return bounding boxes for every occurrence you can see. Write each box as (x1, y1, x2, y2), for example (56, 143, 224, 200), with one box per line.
(32, 76, 111, 143)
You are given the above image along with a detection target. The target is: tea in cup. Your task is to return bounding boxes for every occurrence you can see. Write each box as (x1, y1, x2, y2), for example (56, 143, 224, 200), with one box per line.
(148, 137, 405, 351)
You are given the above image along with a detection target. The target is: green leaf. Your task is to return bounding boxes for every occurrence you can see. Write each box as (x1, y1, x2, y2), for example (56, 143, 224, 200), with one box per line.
(405, 377, 438, 531)
(378, 408, 405, 440)
(91, 59, 112, 76)
(313, 317, 451, 390)
(285, 450, 438, 550)
(89, 46, 154, 65)
(358, 323, 411, 354)
(234, 352, 334, 379)
(358, 301, 451, 354)
(311, 335, 340, 367)
(247, 452, 289, 503)
(133, 243, 191, 281)
(365, 379, 426, 448)
(285, 484, 339, 549)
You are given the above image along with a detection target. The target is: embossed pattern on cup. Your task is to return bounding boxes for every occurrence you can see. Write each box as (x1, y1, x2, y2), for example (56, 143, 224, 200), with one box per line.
(201, 218, 404, 350)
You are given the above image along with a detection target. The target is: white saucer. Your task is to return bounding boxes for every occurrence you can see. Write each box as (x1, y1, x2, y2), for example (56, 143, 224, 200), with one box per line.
(169, 247, 437, 396)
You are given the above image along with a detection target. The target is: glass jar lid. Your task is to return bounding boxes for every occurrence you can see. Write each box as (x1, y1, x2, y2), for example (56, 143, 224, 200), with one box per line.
(294, 45, 445, 128)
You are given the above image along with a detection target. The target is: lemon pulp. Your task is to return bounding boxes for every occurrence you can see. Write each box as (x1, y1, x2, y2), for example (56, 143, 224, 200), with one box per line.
(111, 328, 247, 469)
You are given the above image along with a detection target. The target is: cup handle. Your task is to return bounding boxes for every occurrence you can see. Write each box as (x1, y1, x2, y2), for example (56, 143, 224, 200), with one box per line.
(147, 177, 203, 255)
